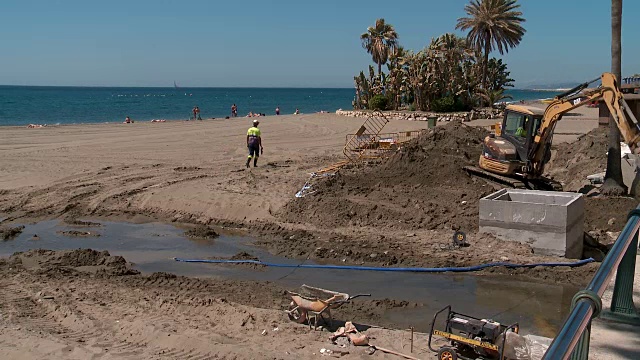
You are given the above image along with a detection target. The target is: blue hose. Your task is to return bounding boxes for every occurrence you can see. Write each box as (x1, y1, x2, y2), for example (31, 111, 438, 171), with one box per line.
(173, 257, 595, 273)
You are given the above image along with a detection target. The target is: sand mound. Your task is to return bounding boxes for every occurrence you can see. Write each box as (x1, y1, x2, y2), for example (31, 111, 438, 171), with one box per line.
(279, 122, 493, 231)
(1, 225, 24, 240)
(185, 225, 219, 240)
(10, 249, 138, 275)
(546, 127, 608, 191)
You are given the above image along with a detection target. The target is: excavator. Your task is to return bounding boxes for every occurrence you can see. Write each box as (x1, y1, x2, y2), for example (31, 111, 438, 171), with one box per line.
(464, 72, 640, 191)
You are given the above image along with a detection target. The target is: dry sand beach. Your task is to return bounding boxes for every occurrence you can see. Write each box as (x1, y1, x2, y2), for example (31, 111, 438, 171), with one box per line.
(0, 108, 635, 359)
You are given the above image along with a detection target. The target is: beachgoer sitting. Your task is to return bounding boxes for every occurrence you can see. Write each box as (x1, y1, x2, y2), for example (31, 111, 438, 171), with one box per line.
(124, 116, 134, 124)
(294, 108, 300, 114)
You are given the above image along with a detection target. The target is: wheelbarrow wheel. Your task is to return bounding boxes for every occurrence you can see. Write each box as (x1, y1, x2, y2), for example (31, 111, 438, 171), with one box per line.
(437, 347, 457, 360)
(287, 301, 307, 324)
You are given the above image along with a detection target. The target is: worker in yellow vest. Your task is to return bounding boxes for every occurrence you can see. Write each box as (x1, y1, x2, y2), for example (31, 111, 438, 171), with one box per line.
(246, 119, 264, 168)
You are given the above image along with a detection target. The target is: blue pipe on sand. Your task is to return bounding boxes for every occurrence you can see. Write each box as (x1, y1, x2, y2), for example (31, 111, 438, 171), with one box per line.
(173, 257, 595, 273)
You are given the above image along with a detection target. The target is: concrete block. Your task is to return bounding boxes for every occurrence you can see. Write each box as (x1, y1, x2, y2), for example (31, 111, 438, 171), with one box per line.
(479, 189, 584, 259)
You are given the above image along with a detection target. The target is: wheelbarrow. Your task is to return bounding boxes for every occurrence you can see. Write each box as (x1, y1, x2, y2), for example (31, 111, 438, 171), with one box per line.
(285, 284, 371, 330)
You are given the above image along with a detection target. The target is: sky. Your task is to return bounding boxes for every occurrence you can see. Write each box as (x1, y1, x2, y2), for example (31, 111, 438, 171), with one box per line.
(1, 0, 638, 88)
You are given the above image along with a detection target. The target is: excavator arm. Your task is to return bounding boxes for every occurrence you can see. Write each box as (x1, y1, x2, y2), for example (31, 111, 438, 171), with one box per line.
(529, 72, 640, 176)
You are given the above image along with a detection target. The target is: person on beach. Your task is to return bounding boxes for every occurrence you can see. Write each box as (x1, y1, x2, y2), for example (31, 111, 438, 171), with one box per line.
(231, 104, 238, 117)
(275, 106, 280, 115)
(246, 119, 263, 168)
(195, 106, 201, 120)
(124, 116, 133, 124)
(294, 108, 299, 115)
(192, 106, 197, 121)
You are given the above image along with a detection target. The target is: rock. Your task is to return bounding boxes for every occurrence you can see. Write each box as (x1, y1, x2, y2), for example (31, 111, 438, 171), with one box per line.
(607, 218, 616, 226)
(606, 231, 620, 241)
(334, 110, 504, 123)
(369, 253, 378, 259)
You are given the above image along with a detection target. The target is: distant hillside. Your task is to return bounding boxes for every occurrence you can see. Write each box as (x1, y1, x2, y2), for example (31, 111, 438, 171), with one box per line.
(515, 80, 580, 90)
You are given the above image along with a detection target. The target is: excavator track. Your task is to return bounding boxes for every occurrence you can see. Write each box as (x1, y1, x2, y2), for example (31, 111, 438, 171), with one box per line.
(463, 166, 563, 191)
(463, 166, 527, 189)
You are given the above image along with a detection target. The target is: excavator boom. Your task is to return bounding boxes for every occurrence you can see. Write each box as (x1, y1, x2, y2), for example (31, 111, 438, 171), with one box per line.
(529, 72, 640, 176)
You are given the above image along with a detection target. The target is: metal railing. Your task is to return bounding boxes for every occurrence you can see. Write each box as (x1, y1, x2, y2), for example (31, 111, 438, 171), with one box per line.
(543, 205, 640, 360)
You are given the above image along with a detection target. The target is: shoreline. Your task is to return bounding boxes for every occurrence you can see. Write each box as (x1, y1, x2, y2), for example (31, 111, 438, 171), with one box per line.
(1, 113, 322, 128)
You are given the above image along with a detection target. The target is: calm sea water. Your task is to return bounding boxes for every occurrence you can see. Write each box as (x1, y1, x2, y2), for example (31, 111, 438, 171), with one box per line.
(0, 86, 559, 126)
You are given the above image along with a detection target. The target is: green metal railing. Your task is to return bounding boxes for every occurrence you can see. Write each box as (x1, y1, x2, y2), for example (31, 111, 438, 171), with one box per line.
(543, 206, 640, 360)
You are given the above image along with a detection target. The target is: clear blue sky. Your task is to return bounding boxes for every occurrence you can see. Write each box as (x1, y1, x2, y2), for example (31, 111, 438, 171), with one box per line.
(1, 0, 638, 88)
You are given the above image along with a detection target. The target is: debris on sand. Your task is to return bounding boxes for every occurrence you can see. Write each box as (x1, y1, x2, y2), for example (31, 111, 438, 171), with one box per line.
(279, 122, 493, 231)
(185, 225, 219, 240)
(1, 225, 25, 240)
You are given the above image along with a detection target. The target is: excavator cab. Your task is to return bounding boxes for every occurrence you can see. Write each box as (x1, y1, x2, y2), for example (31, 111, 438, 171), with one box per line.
(478, 105, 545, 178)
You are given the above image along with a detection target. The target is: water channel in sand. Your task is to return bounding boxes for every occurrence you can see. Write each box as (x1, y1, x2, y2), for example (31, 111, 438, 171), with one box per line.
(0, 220, 579, 338)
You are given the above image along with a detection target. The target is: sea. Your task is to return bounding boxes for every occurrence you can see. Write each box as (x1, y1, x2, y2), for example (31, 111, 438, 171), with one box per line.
(0, 86, 563, 126)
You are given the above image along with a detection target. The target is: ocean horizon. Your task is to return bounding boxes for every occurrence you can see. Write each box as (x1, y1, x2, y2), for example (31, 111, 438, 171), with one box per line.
(0, 85, 562, 126)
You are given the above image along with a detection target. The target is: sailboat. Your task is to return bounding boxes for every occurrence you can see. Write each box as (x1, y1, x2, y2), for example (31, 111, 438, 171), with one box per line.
(174, 81, 179, 89)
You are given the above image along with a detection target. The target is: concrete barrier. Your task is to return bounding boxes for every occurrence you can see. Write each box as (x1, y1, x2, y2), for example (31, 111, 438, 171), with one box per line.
(479, 189, 584, 259)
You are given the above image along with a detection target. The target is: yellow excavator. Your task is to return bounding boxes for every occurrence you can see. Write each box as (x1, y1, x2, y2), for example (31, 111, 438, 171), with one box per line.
(465, 72, 640, 191)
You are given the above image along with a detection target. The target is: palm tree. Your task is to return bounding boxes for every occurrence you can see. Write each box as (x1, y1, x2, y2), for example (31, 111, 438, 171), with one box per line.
(456, 0, 525, 91)
(361, 19, 399, 77)
(602, 0, 626, 195)
(478, 88, 512, 107)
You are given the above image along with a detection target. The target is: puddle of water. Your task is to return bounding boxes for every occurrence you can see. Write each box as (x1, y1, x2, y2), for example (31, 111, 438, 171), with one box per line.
(0, 220, 578, 337)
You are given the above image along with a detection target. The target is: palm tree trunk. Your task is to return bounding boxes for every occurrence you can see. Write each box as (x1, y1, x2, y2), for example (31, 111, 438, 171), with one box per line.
(602, 0, 626, 195)
(378, 62, 382, 78)
(482, 40, 490, 104)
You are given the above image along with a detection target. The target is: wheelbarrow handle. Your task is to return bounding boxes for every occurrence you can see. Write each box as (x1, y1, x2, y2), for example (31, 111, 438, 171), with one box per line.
(348, 294, 372, 300)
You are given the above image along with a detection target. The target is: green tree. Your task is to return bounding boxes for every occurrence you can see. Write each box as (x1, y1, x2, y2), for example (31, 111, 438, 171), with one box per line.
(456, 0, 526, 92)
(602, 0, 626, 195)
(486, 58, 514, 91)
(360, 19, 399, 76)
